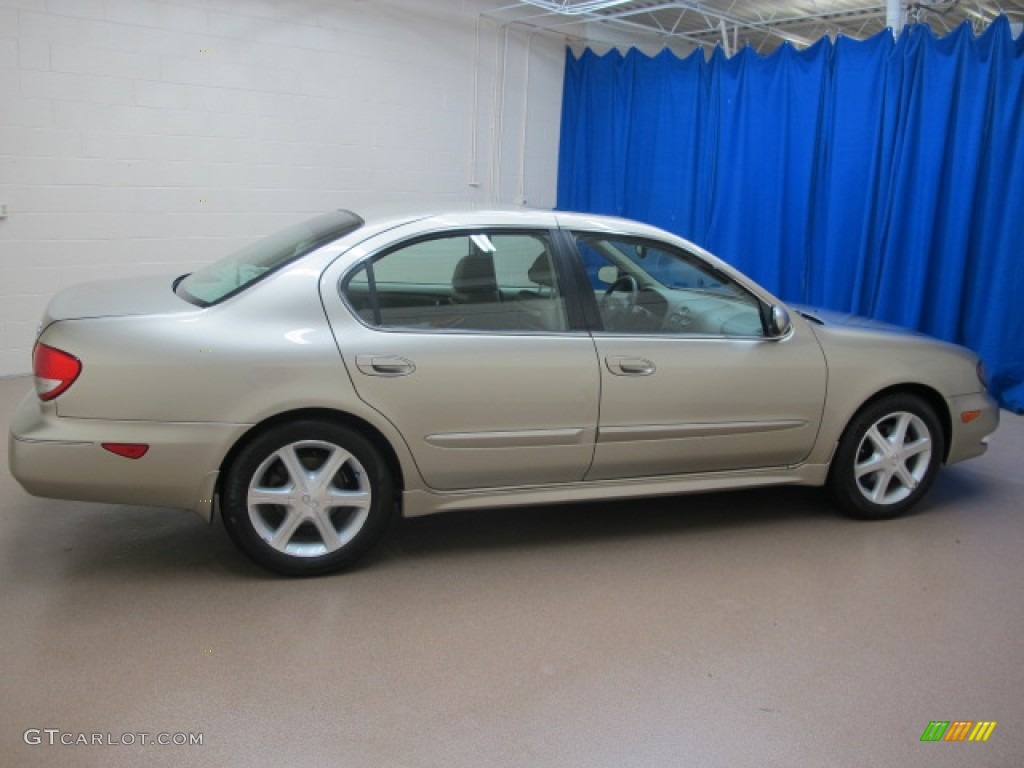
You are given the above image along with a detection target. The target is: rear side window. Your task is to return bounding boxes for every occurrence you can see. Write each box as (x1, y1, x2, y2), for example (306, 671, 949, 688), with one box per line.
(176, 210, 363, 306)
(343, 231, 568, 332)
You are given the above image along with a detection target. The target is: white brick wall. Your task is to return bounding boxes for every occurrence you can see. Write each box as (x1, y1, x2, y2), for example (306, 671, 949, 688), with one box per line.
(0, 0, 568, 375)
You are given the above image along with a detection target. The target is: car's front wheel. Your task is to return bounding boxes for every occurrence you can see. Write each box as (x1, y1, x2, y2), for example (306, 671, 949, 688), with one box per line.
(829, 394, 944, 520)
(222, 421, 394, 576)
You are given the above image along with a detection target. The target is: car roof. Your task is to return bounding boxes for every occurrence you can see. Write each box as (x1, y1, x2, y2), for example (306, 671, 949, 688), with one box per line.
(348, 204, 671, 241)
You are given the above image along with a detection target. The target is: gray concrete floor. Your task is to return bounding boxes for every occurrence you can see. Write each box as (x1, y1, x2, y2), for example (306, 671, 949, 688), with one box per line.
(1, 374, 1022, 768)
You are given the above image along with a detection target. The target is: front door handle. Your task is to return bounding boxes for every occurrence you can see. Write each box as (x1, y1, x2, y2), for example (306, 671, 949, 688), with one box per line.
(356, 355, 416, 377)
(605, 356, 656, 376)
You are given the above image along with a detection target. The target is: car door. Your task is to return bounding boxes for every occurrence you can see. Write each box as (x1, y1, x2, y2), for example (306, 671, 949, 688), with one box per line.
(566, 230, 827, 480)
(324, 221, 600, 492)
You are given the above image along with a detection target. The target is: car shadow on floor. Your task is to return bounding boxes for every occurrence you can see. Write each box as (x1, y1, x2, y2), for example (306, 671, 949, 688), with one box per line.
(373, 466, 996, 567)
(375, 486, 835, 564)
(1, 485, 827, 580)
(0, 495, 255, 581)
(2, 469, 991, 580)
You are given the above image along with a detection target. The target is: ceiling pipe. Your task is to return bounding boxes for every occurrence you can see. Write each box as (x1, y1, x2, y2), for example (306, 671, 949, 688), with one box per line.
(596, 1, 820, 47)
(887, 0, 905, 35)
(489, 2, 710, 48)
(493, 0, 1006, 55)
(467, 14, 486, 189)
(517, 30, 540, 205)
(510, 0, 636, 14)
(500, 1, 893, 42)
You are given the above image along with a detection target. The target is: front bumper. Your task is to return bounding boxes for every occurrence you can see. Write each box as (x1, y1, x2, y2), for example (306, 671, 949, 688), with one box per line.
(8, 392, 250, 521)
(945, 391, 1000, 465)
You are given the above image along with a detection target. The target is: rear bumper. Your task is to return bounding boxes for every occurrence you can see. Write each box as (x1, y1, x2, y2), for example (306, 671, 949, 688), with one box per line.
(8, 392, 250, 521)
(945, 391, 1000, 464)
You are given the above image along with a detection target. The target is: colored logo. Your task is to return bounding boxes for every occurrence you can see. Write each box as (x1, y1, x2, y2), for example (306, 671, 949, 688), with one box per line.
(921, 721, 997, 742)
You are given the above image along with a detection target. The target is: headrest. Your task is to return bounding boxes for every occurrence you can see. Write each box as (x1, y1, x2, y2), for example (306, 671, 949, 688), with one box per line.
(527, 252, 555, 288)
(452, 253, 498, 295)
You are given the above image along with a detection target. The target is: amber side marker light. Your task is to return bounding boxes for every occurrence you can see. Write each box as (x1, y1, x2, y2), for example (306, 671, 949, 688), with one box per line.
(101, 443, 150, 459)
(960, 411, 982, 424)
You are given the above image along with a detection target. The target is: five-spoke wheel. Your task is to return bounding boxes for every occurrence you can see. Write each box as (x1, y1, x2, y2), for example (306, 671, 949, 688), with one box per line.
(222, 421, 393, 576)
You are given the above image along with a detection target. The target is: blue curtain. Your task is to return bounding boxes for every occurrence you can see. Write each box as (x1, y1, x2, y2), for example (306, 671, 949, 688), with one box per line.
(557, 19, 1024, 412)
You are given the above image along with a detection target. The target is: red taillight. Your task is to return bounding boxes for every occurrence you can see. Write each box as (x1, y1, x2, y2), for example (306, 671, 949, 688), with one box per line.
(33, 343, 82, 401)
(101, 443, 149, 460)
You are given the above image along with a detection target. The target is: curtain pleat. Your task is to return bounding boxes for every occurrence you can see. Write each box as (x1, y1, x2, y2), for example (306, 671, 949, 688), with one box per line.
(557, 19, 1024, 412)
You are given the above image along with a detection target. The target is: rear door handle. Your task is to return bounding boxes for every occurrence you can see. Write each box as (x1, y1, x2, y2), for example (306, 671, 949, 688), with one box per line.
(356, 355, 416, 377)
(605, 356, 656, 376)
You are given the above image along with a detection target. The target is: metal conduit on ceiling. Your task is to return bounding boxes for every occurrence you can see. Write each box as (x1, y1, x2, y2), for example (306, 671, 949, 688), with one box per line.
(489, 0, 1024, 53)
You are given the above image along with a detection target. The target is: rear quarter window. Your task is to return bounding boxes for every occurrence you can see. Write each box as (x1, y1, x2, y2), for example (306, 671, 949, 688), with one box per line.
(176, 210, 363, 306)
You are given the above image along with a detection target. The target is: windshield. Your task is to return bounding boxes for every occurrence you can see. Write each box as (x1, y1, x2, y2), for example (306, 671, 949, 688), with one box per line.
(175, 210, 363, 306)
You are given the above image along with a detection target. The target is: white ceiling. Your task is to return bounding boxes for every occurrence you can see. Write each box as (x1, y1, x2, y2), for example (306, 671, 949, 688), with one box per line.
(487, 0, 1024, 54)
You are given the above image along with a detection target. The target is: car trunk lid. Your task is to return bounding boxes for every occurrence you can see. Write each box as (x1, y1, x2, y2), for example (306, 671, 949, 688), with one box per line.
(41, 275, 197, 329)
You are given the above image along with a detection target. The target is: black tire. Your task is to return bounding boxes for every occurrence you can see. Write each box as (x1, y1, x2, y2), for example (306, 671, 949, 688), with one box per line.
(829, 394, 944, 520)
(222, 420, 394, 576)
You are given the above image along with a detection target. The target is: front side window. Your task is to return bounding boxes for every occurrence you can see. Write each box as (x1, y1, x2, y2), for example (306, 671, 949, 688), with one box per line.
(343, 231, 568, 332)
(573, 233, 765, 337)
(176, 210, 363, 306)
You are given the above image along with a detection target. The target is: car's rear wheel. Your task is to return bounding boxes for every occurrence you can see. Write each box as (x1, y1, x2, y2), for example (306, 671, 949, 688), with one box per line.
(829, 394, 944, 520)
(222, 421, 394, 576)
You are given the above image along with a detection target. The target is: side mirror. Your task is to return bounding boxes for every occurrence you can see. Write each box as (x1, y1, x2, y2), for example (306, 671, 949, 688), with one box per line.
(597, 265, 618, 285)
(769, 305, 792, 337)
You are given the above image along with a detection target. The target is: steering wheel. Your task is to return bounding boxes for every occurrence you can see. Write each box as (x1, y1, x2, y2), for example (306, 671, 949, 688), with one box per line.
(600, 274, 639, 313)
(600, 274, 659, 332)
